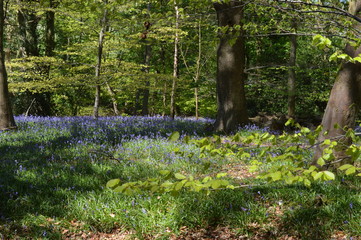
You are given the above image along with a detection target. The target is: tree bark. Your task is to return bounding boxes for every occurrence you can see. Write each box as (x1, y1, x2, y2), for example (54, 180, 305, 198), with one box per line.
(106, 82, 120, 115)
(313, 0, 361, 168)
(141, 25, 152, 115)
(195, 19, 202, 120)
(160, 46, 167, 116)
(17, 3, 40, 57)
(170, 0, 179, 120)
(213, 1, 249, 133)
(45, 0, 56, 58)
(0, 0, 16, 130)
(287, 20, 297, 118)
(93, 2, 108, 118)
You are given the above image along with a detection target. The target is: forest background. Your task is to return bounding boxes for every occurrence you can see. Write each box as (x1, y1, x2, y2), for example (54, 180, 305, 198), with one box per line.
(2, 0, 357, 124)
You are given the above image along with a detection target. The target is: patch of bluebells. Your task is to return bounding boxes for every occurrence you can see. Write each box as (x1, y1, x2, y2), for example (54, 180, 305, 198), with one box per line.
(0, 115, 212, 164)
(12, 115, 213, 145)
(237, 124, 270, 133)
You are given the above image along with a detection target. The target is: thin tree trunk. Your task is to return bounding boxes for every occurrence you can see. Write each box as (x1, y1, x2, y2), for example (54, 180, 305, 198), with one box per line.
(141, 4, 152, 116)
(141, 43, 151, 115)
(0, 0, 16, 130)
(106, 82, 120, 115)
(160, 46, 167, 116)
(170, 0, 179, 120)
(194, 19, 202, 120)
(287, 20, 297, 118)
(213, 1, 249, 133)
(93, 2, 108, 118)
(313, 0, 361, 169)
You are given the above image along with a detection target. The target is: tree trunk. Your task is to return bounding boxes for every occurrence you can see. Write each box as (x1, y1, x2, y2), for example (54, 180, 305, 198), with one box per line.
(195, 19, 202, 120)
(170, 0, 179, 120)
(313, 0, 361, 169)
(213, 1, 249, 133)
(106, 82, 120, 115)
(287, 20, 297, 118)
(0, 0, 16, 130)
(93, 2, 108, 118)
(17, 3, 40, 57)
(45, 0, 56, 58)
(141, 4, 152, 116)
(141, 43, 151, 115)
(160, 46, 167, 116)
(17, 0, 52, 116)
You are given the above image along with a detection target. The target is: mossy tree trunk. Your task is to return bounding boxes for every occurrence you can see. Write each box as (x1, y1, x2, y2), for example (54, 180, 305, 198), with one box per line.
(313, 0, 361, 169)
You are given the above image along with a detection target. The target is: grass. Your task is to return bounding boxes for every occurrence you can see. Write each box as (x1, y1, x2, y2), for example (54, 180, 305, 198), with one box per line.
(0, 116, 360, 239)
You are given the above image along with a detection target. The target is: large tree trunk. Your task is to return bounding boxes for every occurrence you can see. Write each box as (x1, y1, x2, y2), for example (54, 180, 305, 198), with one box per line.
(213, 1, 249, 133)
(0, 0, 16, 130)
(313, 0, 361, 169)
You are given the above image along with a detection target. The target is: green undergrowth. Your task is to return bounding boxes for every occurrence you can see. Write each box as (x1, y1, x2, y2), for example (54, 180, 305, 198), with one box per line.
(0, 117, 360, 239)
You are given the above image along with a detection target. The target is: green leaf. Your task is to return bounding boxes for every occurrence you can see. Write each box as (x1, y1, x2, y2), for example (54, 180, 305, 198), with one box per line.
(193, 184, 203, 192)
(174, 181, 185, 191)
(202, 176, 212, 183)
(323, 171, 335, 180)
(312, 34, 332, 50)
(159, 170, 171, 176)
(317, 157, 325, 166)
(313, 172, 323, 180)
(270, 171, 282, 181)
(216, 172, 228, 178)
(339, 164, 353, 171)
(220, 180, 229, 186)
(211, 180, 221, 189)
(285, 118, 295, 126)
(303, 179, 311, 187)
(106, 179, 121, 188)
(151, 185, 159, 193)
(168, 131, 180, 142)
(329, 51, 339, 61)
(113, 185, 126, 193)
(345, 166, 356, 175)
(354, 56, 361, 63)
(233, 134, 241, 142)
(337, 54, 350, 60)
(161, 181, 173, 188)
(174, 173, 187, 180)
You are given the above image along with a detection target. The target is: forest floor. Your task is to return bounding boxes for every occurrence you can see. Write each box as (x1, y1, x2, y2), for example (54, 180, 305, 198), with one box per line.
(1, 116, 360, 240)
